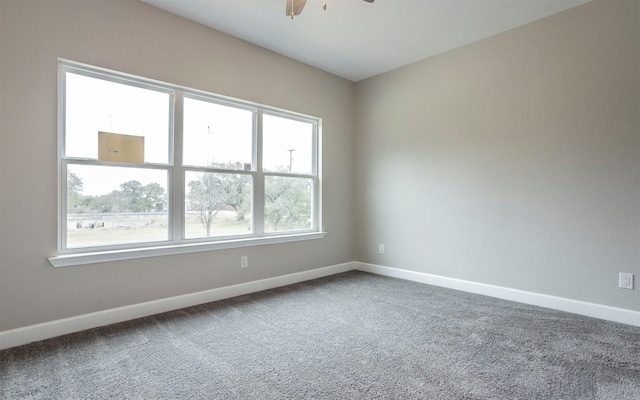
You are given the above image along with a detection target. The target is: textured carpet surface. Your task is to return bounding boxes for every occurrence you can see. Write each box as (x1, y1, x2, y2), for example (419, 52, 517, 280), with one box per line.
(1, 271, 639, 399)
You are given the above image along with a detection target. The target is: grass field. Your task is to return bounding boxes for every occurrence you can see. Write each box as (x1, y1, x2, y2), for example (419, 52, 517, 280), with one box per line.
(67, 211, 250, 248)
(67, 210, 310, 248)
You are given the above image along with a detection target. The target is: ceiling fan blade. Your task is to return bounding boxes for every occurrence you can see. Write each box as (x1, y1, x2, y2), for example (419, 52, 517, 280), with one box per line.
(286, 0, 307, 16)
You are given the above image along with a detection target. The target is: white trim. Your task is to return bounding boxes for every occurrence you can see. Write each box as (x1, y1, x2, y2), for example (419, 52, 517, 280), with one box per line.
(5, 261, 638, 351)
(0, 262, 354, 350)
(49, 232, 326, 267)
(356, 262, 640, 328)
(57, 59, 323, 262)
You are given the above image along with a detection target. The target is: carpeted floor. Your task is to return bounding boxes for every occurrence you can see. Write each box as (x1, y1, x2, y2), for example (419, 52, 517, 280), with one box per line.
(1, 271, 639, 399)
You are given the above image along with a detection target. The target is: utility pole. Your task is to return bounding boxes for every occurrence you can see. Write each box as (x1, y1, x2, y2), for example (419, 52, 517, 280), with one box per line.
(287, 149, 295, 172)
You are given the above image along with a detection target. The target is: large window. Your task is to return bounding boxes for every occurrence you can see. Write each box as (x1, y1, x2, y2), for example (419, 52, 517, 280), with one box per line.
(56, 60, 321, 263)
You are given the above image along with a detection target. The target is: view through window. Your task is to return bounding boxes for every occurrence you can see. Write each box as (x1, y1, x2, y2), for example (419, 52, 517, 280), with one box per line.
(60, 61, 320, 253)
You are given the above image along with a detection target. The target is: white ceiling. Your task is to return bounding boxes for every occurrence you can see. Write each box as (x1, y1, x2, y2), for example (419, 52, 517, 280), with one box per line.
(141, 0, 590, 82)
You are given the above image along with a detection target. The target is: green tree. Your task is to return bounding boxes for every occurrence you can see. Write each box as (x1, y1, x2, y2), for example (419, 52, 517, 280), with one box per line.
(83, 192, 116, 213)
(67, 172, 84, 213)
(187, 173, 228, 236)
(226, 174, 251, 221)
(118, 180, 166, 212)
(119, 180, 143, 212)
(140, 182, 165, 212)
(187, 167, 252, 236)
(264, 176, 311, 231)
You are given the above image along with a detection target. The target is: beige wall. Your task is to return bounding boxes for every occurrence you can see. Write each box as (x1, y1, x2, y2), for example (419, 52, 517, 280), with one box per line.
(2, 0, 639, 334)
(355, 0, 640, 311)
(0, 0, 355, 331)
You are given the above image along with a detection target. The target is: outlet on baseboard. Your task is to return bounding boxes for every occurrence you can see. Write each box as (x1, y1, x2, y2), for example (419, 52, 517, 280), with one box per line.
(619, 273, 633, 290)
(240, 256, 248, 269)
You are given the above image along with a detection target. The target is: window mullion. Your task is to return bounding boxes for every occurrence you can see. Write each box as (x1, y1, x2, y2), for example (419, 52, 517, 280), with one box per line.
(60, 161, 69, 250)
(254, 109, 265, 235)
(313, 121, 321, 231)
(58, 66, 67, 252)
(172, 91, 184, 243)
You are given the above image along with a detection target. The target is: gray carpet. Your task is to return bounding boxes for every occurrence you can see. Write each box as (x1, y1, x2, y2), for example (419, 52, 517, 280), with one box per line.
(1, 271, 639, 399)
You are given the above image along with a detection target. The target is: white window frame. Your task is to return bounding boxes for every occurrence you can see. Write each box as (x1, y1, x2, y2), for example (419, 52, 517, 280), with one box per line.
(50, 59, 324, 267)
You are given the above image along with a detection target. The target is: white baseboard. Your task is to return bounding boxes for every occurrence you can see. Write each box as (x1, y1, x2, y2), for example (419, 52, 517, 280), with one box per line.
(3, 261, 638, 351)
(0, 262, 355, 350)
(356, 262, 640, 328)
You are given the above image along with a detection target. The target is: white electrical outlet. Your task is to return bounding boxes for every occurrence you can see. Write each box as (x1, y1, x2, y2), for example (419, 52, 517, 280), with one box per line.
(241, 256, 248, 269)
(619, 273, 633, 290)
(379, 244, 385, 254)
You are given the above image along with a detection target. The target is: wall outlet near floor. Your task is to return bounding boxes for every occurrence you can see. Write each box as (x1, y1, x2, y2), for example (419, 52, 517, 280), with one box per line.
(618, 273, 633, 290)
(379, 244, 385, 254)
(240, 256, 248, 269)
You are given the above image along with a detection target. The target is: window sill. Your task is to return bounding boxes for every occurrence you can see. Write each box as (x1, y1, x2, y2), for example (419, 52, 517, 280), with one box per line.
(49, 232, 326, 268)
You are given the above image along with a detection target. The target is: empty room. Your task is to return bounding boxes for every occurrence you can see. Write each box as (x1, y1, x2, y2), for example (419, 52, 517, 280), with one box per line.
(1, 0, 639, 398)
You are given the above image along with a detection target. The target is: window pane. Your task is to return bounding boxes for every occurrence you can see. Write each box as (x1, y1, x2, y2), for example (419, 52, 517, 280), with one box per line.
(183, 98, 253, 170)
(65, 72, 170, 163)
(66, 165, 169, 248)
(263, 115, 313, 174)
(185, 171, 252, 238)
(264, 176, 312, 232)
